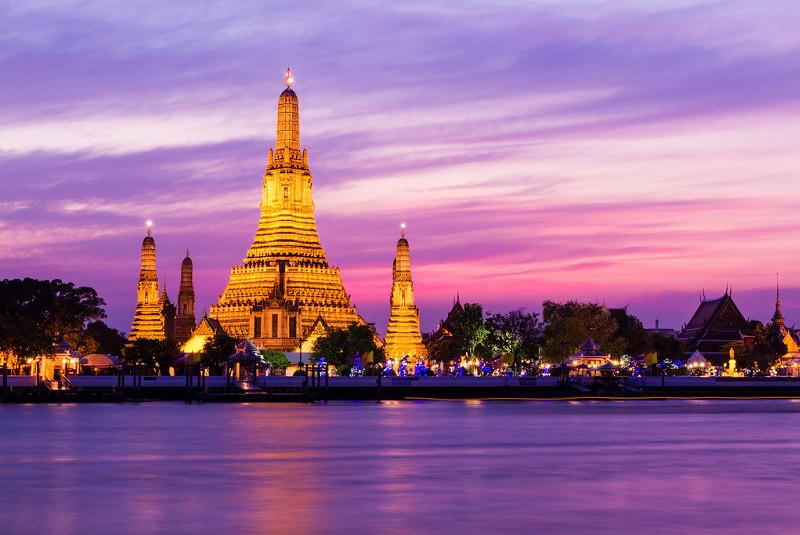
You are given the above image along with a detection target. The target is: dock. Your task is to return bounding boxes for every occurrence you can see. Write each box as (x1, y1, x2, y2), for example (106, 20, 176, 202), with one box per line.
(4, 372, 800, 402)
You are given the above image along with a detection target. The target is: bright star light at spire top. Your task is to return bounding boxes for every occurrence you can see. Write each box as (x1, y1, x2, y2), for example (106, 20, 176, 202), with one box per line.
(146, 219, 153, 236)
(284, 67, 294, 88)
(400, 222, 406, 238)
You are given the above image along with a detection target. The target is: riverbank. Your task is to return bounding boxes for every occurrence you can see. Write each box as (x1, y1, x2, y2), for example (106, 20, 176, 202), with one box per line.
(3, 375, 800, 402)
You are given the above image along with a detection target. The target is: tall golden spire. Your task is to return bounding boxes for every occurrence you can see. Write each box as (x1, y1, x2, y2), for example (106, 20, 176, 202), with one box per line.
(129, 221, 165, 341)
(384, 224, 426, 361)
(276, 67, 300, 155)
(210, 70, 365, 348)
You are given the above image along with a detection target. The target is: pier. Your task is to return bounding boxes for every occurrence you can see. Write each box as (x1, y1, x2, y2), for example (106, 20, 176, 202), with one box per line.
(3, 372, 800, 402)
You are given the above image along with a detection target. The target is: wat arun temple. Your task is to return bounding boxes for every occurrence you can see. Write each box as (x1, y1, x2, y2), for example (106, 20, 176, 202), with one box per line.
(207, 69, 369, 351)
(130, 69, 427, 357)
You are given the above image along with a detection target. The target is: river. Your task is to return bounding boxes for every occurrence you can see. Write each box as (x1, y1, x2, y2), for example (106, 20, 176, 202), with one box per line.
(1, 399, 799, 534)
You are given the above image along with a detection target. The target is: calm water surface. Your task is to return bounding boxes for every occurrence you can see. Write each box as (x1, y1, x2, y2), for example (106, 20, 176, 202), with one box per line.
(2, 399, 800, 534)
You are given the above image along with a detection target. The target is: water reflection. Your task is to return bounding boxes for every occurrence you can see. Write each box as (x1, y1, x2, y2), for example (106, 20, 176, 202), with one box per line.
(1, 400, 800, 534)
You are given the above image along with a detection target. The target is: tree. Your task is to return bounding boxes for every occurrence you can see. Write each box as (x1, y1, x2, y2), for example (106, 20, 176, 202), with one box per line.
(122, 338, 180, 375)
(453, 303, 487, 358)
(313, 323, 378, 367)
(0, 278, 106, 372)
(69, 320, 126, 356)
(313, 328, 348, 365)
(426, 332, 458, 364)
(747, 321, 787, 371)
(540, 300, 625, 363)
(613, 313, 648, 356)
(201, 334, 237, 375)
(646, 332, 685, 361)
(485, 308, 541, 366)
(260, 349, 290, 371)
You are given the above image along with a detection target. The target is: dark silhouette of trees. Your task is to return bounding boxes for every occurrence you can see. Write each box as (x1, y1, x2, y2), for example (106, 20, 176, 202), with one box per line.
(313, 323, 378, 367)
(484, 308, 541, 367)
(540, 300, 625, 363)
(123, 338, 180, 375)
(69, 320, 126, 356)
(201, 333, 238, 375)
(0, 278, 106, 372)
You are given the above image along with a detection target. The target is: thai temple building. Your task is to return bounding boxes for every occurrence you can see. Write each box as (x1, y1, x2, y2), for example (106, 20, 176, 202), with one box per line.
(568, 338, 611, 368)
(425, 296, 464, 360)
(383, 225, 426, 361)
(770, 283, 800, 371)
(158, 282, 176, 341)
(677, 289, 751, 365)
(181, 315, 226, 355)
(176, 250, 196, 344)
(209, 69, 365, 351)
(129, 222, 170, 341)
(128, 223, 195, 342)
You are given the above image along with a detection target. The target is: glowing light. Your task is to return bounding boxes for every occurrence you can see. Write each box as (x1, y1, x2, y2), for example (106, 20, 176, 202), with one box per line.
(284, 67, 294, 88)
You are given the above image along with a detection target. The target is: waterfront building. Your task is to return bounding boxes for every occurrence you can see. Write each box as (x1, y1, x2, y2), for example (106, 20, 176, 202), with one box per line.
(209, 68, 365, 351)
(176, 250, 196, 344)
(425, 296, 465, 362)
(158, 284, 176, 341)
(568, 338, 611, 369)
(129, 223, 169, 341)
(181, 315, 226, 355)
(677, 290, 751, 365)
(384, 225, 426, 362)
(770, 284, 800, 373)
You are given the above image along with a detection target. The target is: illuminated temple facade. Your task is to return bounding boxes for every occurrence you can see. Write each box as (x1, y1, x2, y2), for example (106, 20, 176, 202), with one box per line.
(129, 225, 196, 343)
(129, 225, 171, 341)
(209, 69, 365, 351)
(384, 227, 426, 360)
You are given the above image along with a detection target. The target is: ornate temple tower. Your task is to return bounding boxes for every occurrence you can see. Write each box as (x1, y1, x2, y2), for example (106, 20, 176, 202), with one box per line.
(176, 250, 196, 343)
(772, 280, 786, 335)
(159, 283, 176, 341)
(384, 225, 427, 360)
(209, 68, 364, 350)
(129, 222, 166, 341)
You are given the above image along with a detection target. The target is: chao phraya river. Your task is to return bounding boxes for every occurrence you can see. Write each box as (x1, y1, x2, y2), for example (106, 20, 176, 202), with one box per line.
(2, 399, 799, 534)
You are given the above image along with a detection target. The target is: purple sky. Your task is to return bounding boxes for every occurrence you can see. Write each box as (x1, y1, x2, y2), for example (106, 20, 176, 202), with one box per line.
(2, 1, 800, 336)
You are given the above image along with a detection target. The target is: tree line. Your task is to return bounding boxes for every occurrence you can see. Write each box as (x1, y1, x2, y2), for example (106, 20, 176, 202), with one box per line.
(1, 278, 789, 375)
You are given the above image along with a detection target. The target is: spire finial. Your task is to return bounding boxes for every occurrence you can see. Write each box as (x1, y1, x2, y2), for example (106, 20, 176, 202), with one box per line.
(146, 220, 153, 237)
(400, 222, 406, 238)
(284, 67, 294, 88)
(777, 272, 780, 301)
(186, 246, 190, 258)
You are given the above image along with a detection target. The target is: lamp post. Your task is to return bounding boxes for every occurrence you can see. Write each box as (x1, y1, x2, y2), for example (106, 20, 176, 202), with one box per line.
(299, 336, 304, 367)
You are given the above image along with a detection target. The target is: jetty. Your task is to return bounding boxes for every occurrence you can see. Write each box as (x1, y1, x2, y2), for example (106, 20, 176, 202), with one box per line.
(4, 365, 800, 402)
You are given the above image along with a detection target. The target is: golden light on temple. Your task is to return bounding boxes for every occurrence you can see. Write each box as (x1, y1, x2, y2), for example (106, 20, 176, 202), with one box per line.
(209, 69, 367, 351)
(384, 227, 426, 361)
(129, 221, 166, 341)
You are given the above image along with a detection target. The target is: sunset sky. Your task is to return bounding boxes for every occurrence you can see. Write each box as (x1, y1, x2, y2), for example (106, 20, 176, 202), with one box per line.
(2, 0, 799, 336)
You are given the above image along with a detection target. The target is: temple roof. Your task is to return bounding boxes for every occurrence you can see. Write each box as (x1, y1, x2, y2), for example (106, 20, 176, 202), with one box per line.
(570, 338, 609, 357)
(682, 292, 746, 332)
